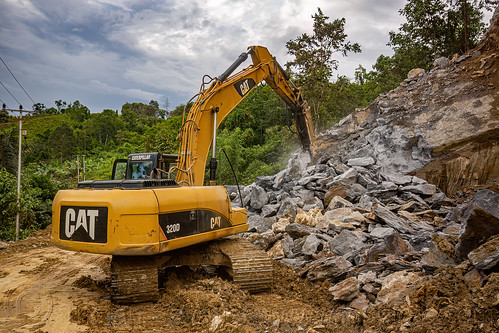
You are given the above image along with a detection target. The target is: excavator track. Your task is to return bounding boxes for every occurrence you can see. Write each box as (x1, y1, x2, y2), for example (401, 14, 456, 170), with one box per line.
(110, 256, 159, 304)
(217, 238, 274, 293)
(111, 237, 274, 304)
(160, 237, 274, 293)
(109, 237, 273, 303)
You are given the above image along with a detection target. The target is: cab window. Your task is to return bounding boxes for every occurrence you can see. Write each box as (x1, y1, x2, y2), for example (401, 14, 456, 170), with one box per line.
(131, 161, 153, 179)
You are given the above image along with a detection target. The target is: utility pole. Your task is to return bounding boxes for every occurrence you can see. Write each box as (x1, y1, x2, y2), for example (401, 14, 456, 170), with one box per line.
(3, 104, 32, 242)
(74, 155, 86, 182)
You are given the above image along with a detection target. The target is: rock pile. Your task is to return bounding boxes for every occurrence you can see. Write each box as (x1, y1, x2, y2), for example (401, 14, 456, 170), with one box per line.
(229, 151, 498, 310)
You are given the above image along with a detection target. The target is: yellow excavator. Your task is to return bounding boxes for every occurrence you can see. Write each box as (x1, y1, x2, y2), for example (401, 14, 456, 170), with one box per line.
(51, 46, 315, 303)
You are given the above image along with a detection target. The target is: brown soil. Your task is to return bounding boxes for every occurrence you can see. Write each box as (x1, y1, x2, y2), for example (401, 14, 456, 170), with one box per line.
(1, 227, 497, 332)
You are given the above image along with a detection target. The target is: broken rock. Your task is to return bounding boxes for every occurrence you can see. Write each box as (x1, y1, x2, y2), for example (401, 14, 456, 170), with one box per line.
(295, 208, 323, 227)
(367, 233, 410, 262)
(272, 217, 290, 234)
(301, 256, 352, 282)
(400, 184, 437, 196)
(334, 168, 358, 186)
(247, 185, 269, 210)
(369, 226, 395, 239)
(382, 173, 413, 186)
(349, 292, 370, 310)
(347, 157, 375, 167)
(301, 234, 323, 256)
(376, 271, 421, 304)
(455, 189, 499, 259)
(373, 204, 414, 234)
(267, 239, 285, 258)
(247, 215, 274, 233)
(467, 234, 499, 270)
(330, 230, 365, 256)
(329, 277, 360, 302)
(327, 195, 354, 210)
(421, 234, 457, 272)
(276, 197, 299, 219)
(285, 223, 315, 239)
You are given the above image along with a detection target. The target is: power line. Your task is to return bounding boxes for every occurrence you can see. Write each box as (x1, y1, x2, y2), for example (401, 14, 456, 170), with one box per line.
(0, 81, 22, 106)
(0, 56, 35, 105)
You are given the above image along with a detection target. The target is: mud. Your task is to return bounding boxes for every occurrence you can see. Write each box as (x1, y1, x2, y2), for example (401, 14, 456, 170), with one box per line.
(0, 227, 497, 332)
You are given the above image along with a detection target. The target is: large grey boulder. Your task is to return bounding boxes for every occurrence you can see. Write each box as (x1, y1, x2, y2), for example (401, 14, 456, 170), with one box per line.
(286, 151, 311, 180)
(247, 215, 274, 233)
(301, 234, 323, 256)
(245, 184, 269, 210)
(330, 230, 365, 256)
(276, 197, 299, 219)
(455, 190, 499, 259)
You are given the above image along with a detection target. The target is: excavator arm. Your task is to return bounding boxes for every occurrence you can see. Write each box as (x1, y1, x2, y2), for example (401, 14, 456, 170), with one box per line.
(175, 45, 315, 186)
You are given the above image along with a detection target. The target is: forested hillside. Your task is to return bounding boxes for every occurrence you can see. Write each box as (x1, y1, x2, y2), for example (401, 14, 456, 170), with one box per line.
(0, 0, 494, 241)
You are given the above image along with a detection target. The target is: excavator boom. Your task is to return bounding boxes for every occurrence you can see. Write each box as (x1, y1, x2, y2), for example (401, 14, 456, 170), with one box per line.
(175, 45, 315, 186)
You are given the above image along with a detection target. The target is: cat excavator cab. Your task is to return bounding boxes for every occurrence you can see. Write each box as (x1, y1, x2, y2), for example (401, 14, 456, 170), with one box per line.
(51, 46, 315, 303)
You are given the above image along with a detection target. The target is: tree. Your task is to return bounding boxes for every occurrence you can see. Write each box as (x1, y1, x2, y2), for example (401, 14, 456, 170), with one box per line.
(149, 100, 159, 109)
(389, 0, 486, 73)
(65, 100, 91, 123)
(0, 108, 8, 123)
(32, 103, 46, 114)
(144, 115, 182, 153)
(48, 123, 77, 160)
(84, 109, 124, 148)
(447, 0, 497, 52)
(363, 55, 409, 96)
(122, 102, 159, 118)
(55, 100, 67, 114)
(286, 7, 361, 129)
(168, 103, 193, 118)
(0, 169, 58, 240)
(221, 84, 287, 145)
(0, 129, 17, 173)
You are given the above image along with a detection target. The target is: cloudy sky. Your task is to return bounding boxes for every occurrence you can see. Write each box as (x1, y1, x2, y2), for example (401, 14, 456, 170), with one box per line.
(0, 0, 491, 114)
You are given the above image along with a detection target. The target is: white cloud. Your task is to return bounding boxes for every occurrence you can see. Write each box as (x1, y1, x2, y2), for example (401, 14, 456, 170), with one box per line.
(0, 0, 427, 112)
(90, 79, 163, 101)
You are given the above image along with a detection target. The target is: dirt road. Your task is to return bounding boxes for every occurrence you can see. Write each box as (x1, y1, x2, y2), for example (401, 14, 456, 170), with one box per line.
(1, 227, 497, 332)
(0, 228, 108, 332)
(0, 228, 339, 332)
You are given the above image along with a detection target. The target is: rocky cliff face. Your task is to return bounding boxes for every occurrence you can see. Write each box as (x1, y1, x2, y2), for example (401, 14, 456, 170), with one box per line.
(314, 6, 499, 196)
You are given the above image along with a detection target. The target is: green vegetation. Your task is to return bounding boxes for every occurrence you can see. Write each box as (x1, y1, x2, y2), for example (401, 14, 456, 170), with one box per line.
(0, 0, 493, 240)
(0, 169, 57, 240)
(285, 8, 362, 128)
